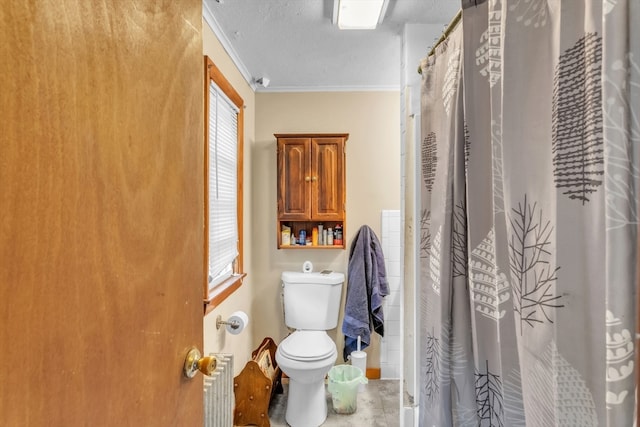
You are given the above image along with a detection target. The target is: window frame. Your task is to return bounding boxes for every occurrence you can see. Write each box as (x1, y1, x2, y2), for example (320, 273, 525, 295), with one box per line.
(204, 56, 245, 313)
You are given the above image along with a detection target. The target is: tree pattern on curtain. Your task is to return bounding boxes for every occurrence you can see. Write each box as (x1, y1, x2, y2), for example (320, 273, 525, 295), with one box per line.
(443, 48, 462, 116)
(605, 309, 635, 406)
(420, 209, 432, 259)
(430, 226, 442, 295)
(526, 341, 598, 425)
(602, 52, 640, 230)
(464, 122, 471, 172)
(491, 118, 505, 216)
(453, 406, 478, 427)
(422, 132, 438, 192)
(470, 228, 511, 321)
(552, 33, 604, 204)
(503, 369, 526, 426)
(476, 1, 502, 87)
(425, 321, 476, 423)
(603, 0, 619, 14)
(452, 200, 468, 278)
(509, 0, 548, 28)
(424, 328, 441, 405)
(475, 360, 505, 427)
(507, 195, 563, 334)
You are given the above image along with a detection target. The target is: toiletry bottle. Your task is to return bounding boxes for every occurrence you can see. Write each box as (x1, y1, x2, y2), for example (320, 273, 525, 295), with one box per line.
(327, 228, 333, 245)
(299, 229, 306, 246)
(312, 227, 318, 246)
(334, 224, 343, 245)
(281, 231, 290, 246)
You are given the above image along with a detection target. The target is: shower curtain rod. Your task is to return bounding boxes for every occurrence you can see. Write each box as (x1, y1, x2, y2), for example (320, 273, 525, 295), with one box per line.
(417, 9, 462, 74)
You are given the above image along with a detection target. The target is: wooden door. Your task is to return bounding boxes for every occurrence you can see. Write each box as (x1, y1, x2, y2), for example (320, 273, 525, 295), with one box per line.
(277, 137, 311, 220)
(311, 137, 345, 221)
(0, 2, 204, 426)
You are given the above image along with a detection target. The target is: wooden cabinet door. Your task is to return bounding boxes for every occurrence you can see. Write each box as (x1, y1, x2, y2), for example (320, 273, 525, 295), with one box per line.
(0, 2, 204, 426)
(277, 138, 312, 220)
(311, 137, 345, 220)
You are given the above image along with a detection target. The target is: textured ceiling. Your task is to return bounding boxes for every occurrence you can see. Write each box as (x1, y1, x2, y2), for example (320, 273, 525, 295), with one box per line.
(203, 0, 460, 91)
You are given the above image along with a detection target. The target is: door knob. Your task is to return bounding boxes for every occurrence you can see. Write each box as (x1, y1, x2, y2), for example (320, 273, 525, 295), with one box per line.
(183, 347, 217, 378)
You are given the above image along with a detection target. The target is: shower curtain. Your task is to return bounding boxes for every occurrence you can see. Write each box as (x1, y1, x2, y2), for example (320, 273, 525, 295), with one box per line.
(418, 0, 638, 425)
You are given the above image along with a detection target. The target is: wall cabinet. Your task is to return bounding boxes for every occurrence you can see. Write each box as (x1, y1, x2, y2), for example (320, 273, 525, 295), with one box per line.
(276, 133, 347, 249)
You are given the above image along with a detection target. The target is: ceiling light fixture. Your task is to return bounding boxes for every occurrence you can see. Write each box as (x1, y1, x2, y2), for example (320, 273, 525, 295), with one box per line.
(332, 0, 389, 30)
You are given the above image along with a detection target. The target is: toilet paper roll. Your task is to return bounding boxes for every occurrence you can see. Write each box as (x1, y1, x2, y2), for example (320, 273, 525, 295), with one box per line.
(226, 311, 249, 335)
(350, 350, 367, 392)
(302, 260, 313, 273)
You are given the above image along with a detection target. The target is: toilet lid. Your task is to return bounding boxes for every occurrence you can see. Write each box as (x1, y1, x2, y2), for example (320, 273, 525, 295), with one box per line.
(280, 331, 336, 361)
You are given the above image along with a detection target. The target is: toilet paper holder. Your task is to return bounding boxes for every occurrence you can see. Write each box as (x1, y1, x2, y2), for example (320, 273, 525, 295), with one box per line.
(216, 310, 249, 335)
(216, 315, 241, 331)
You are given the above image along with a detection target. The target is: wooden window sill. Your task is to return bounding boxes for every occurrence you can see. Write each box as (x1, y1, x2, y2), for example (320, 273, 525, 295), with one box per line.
(204, 273, 246, 315)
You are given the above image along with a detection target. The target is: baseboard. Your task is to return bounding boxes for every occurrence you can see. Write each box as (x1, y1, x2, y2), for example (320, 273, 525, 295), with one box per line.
(403, 406, 417, 427)
(366, 368, 381, 379)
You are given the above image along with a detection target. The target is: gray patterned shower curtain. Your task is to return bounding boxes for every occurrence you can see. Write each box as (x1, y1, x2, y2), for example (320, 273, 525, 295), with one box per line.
(418, 1, 638, 425)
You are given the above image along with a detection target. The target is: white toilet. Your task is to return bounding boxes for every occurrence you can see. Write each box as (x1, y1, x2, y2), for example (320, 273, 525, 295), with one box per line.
(275, 270, 345, 427)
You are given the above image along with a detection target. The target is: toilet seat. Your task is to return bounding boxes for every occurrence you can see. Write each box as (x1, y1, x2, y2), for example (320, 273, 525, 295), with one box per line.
(279, 331, 335, 361)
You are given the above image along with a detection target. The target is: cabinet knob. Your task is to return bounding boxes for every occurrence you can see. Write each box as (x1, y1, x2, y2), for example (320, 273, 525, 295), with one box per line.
(312, 176, 317, 181)
(305, 176, 311, 182)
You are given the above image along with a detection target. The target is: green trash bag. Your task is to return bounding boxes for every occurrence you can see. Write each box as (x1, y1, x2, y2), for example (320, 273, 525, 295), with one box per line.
(327, 365, 368, 414)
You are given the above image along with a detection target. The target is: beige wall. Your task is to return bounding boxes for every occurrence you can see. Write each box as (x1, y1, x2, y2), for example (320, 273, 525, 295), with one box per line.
(253, 92, 401, 368)
(202, 22, 256, 373)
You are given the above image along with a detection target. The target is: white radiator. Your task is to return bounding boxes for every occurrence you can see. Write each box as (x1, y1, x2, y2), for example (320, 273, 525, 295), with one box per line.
(204, 353, 235, 427)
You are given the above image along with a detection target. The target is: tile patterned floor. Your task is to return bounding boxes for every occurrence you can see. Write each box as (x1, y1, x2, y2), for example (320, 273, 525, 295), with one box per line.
(266, 380, 400, 427)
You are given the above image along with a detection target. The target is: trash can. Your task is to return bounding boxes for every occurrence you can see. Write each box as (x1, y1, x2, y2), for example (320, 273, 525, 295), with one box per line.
(327, 365, 368, 414)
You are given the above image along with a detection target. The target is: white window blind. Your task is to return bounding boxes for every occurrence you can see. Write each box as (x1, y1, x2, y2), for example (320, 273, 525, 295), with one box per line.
(208, 81, 239, 289)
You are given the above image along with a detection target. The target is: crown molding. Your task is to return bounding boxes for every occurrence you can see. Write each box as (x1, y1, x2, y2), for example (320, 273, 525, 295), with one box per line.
(203, 2, 257, 91)
(255, 85, 400, 93)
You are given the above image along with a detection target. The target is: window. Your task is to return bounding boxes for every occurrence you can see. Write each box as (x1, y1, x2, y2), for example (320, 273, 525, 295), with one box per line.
(204, 56, 245, 311)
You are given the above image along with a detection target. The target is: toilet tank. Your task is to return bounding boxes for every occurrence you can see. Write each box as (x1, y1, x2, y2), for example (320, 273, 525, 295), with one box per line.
(281, 271, 345, 330)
